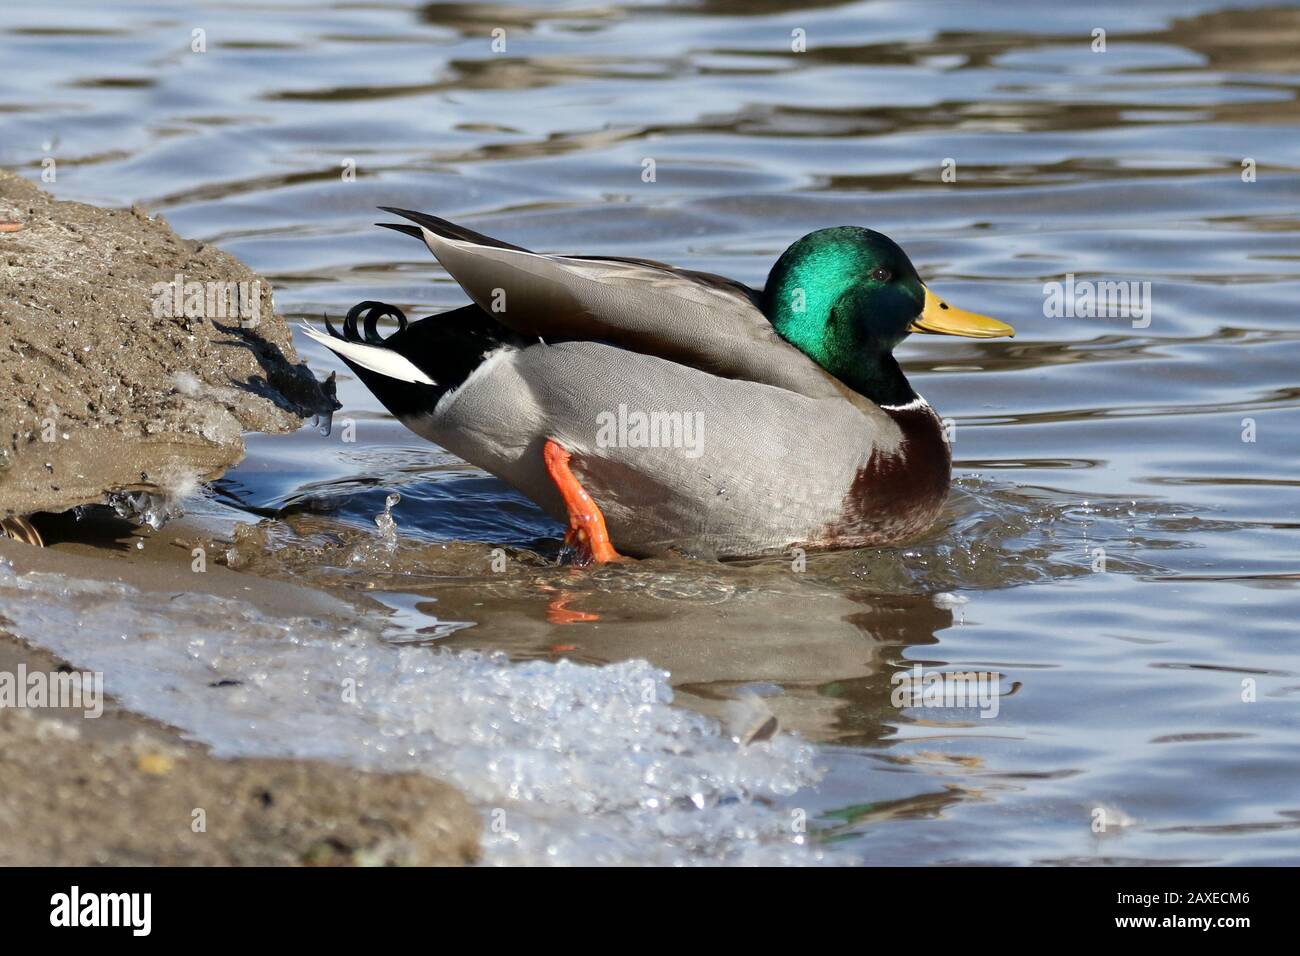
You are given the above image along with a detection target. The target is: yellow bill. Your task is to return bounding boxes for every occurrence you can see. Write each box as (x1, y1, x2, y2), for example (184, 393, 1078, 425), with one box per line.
(910, 286, 1014, 338)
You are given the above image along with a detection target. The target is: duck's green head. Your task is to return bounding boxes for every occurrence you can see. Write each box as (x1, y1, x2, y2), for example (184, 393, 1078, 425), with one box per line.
(762, 226, 1013, 406)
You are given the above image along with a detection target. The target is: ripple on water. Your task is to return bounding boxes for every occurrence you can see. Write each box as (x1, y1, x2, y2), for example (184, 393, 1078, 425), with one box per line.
(3, 0, 1299, 865)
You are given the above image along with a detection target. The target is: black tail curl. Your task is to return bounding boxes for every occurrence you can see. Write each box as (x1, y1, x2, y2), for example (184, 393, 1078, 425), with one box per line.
(317, 298, 524, 421)
(328, 300, 408, 344)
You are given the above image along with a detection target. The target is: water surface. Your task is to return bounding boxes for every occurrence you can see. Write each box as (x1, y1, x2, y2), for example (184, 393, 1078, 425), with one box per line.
(2, 0, 1298, 864)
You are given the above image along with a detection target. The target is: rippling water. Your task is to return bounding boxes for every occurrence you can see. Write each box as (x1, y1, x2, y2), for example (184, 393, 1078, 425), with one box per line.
(2, 0, 1298, 864)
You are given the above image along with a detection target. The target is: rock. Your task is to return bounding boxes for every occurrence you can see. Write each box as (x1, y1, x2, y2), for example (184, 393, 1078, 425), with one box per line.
(0, 170, 335, 517)
(0, 706, 481, 866)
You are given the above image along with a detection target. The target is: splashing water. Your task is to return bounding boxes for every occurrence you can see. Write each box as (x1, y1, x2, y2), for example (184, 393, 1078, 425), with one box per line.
(374, 492, 401, 551)
(107, 490, 185, 531)
(311, 408, 335, 437)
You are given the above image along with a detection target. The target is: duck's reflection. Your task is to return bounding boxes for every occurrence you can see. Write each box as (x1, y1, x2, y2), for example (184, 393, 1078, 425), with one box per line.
(429, 567, 955, 746)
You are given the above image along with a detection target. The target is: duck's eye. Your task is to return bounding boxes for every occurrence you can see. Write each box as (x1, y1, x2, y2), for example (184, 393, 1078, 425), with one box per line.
(871, 267, 892, 282)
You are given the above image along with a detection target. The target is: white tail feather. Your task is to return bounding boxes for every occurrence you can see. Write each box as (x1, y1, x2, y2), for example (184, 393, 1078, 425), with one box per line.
(299, 324, 436, 386)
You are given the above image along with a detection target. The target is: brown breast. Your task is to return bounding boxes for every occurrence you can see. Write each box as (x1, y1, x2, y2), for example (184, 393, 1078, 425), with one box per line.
(817, 400, 951, 549)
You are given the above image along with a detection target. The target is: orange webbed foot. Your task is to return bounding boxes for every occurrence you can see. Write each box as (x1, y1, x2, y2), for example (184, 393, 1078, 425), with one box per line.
(542, 439, 627, 566)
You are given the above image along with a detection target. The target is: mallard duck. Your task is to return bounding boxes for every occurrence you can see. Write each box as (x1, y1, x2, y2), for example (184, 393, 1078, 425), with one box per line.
(303, 208, 1013, 562)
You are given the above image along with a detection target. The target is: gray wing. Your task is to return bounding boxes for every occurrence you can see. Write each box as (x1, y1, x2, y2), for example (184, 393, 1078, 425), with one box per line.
(377, 207, 878, 410)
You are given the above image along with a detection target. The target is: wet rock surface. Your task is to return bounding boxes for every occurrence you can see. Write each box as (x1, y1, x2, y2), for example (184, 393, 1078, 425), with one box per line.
(0, 697, 480, 867)
(0, 170, 333, 517)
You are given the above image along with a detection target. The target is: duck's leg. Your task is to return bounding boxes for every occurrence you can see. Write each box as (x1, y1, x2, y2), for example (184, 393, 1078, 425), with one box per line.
(542, 439, 625, 565)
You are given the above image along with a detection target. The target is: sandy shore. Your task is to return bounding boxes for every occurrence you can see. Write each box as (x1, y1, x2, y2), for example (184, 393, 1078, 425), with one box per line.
(0, 639, 479, 866)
